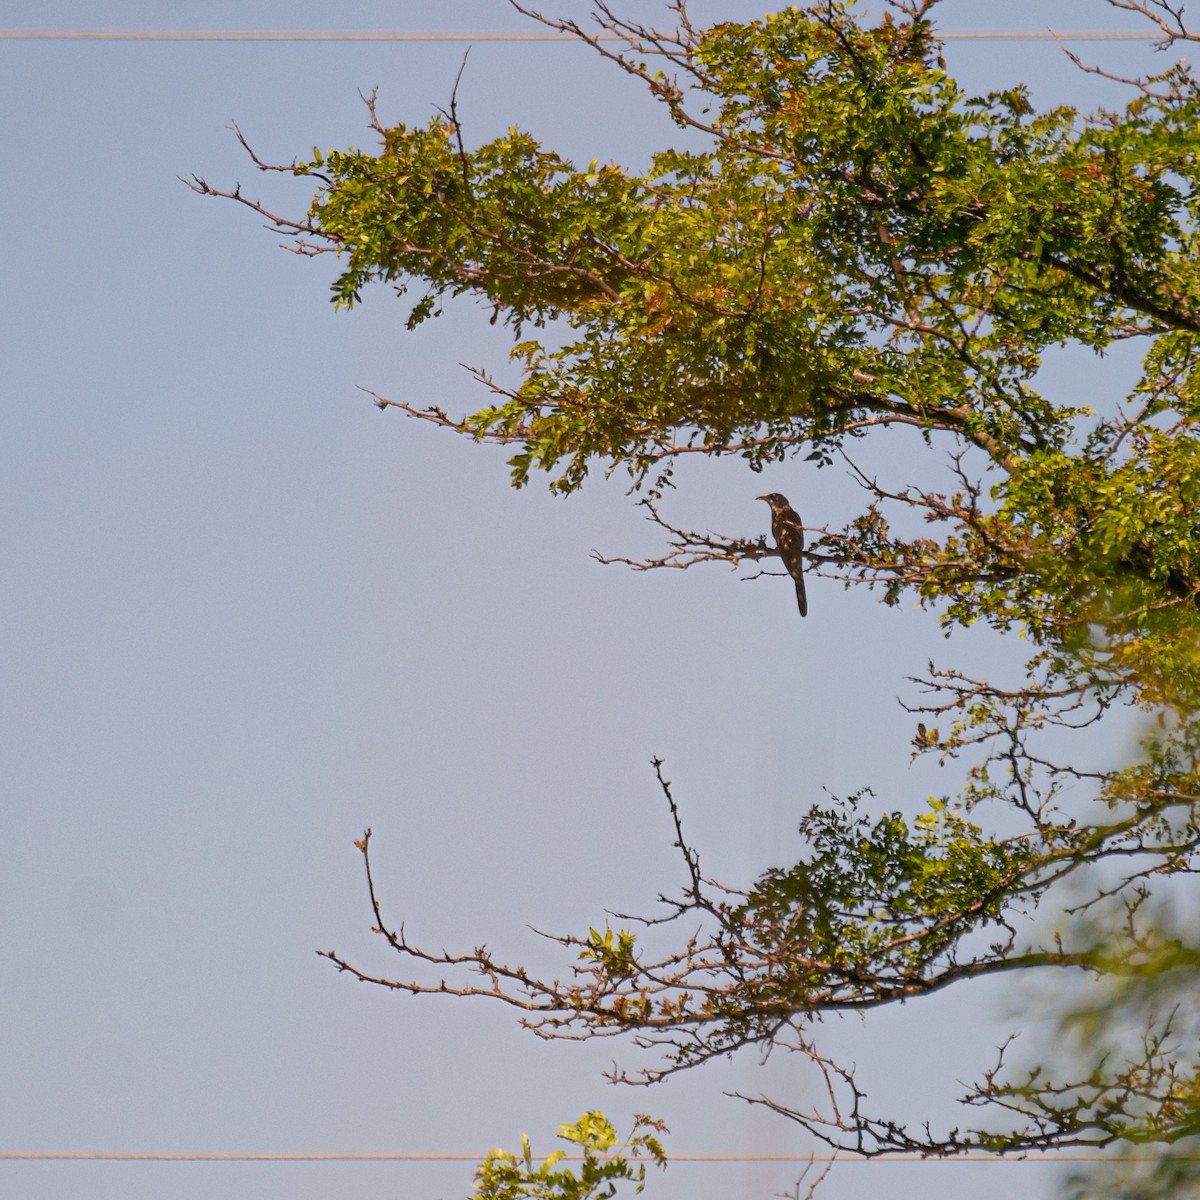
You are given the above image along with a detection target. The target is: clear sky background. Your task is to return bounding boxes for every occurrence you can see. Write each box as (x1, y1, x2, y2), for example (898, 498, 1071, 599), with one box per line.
(2, 3, 1193, 1199)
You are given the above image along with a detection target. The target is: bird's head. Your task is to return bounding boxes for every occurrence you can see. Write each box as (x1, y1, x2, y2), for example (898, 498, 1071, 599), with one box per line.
(757, 492, 791, 509)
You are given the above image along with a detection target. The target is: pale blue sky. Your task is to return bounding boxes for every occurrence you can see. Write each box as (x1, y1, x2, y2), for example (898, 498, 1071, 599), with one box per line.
(1, 3, 1188, 1198)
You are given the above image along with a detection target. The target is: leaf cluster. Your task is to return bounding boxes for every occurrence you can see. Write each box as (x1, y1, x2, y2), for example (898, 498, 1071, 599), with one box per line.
(472, 1112, 667, 1200)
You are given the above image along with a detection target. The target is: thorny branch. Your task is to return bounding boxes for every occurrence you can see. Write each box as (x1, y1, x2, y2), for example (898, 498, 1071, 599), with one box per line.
(323, 742, 1200, 1151)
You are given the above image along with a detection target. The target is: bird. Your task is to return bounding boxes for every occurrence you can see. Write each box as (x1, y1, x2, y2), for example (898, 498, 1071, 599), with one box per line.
(757, 492, 808, 617)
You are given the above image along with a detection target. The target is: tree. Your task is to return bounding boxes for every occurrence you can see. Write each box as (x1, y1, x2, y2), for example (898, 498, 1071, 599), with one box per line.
(192, 0, 1200, 1191)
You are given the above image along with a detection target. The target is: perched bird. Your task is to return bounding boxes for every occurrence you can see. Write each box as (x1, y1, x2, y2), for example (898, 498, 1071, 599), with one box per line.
(757, 492, 808, 617)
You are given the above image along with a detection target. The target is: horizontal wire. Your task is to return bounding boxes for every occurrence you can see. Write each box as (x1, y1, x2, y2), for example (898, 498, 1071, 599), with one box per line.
(1, 1150, 1194, 1163)
(0, 30, 612, 41)
(0, 29, 1176, 42)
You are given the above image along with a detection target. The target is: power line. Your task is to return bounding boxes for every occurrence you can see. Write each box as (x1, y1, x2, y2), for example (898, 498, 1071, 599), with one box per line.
(0, 28, 1176, 42)
(1, 1150, 1192, 1163)
(0, 30, 603, 41)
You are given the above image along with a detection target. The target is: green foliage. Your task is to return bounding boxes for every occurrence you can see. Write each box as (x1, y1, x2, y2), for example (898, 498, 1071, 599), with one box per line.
(744, 793, 1034, 971)
(290, 4, 1200, 498)
(268, 0, 1200, 720)
(471, 1113, 667, 1200)
(583, 927, 639, 979)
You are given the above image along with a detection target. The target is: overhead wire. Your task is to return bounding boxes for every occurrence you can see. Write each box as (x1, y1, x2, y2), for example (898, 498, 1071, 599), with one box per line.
(0, 28, 1178, 41)
(2, 1150, 1196, 1163)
